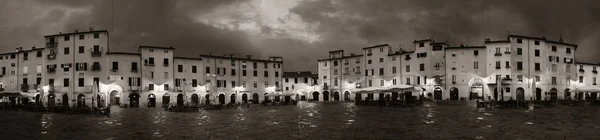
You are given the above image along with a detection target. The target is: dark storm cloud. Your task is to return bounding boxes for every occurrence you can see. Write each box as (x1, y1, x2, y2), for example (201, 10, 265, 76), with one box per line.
(0, 0, 599, 73)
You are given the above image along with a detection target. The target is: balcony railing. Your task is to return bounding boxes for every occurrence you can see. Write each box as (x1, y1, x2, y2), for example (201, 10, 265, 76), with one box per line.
(47, 68, 56, 73)
(47, 54, 56, 60)
(129, 86, 140, 92)
(593, 70, 598, 74)
(91, 51, 102, 57)
(111, 68, 118, 72)
(131, 69, 138, 73)
(92, 64, 101, 71)
(366, 53, 372, 56)
(495, 66, 501, 69)
(494, 53, 502, 56)
(163, 63, 169, 67)
(504, 51, 511, 54)
(323, 85, 329, 91)
(75, 86, 93, 93)
(405, 57, 411, 60)
(579, 69, 585, 73)
(46, 42, 57, 48)
(21, 84, 29, 92)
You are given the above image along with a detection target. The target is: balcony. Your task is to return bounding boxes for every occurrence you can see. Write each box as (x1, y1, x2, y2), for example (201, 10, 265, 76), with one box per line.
(20, 84, 29, 92)
(131, 69, 138, 73)
(452, 81, 456, 84)
(495, 66, 501, 69)
(47, 68, 56, 73)
(75, 86, 93, 93)
(47, 54, 56, 60)
(579, 69, 585, 73)
(593, 83, 597, 85)
(323, 85, 329, 91)
(92, 63, 101, 71)
(46, 42, 57, 48)
(494, 53, 502, 56)
(593, 70, 598, 74)
(367, 53, 372, 56)
(451, 67, 456, 70)
(91, 51, 102, 57)
(145, 63, 155, 67)
(111, 68, 118, 72)
(504, 51, 511, 54)
(129, 86, 140, 92)
(501, 77, 512, 84)
(175, 86, 184, 92)
(163, 63, 169, 67)
(405, 57, 411, 60)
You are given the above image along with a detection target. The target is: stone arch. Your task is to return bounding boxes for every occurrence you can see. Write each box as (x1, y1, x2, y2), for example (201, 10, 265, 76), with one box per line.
(333, 91, 340, 101)
(516, 87, 525, 101)
(449, 87, 459, 100)
(564, 88, 571, 100)
(550, 88, 558, 102)
(343, 90, 351, 101)
(176, 93, 184, 106)
(219, 93, 226, 104)
(468, 78, 484, 100)
(434, 87, 443, 100)
(323, 91, 330, 101)
(312, 91, 320, 101)
(106, 84, 123, 106)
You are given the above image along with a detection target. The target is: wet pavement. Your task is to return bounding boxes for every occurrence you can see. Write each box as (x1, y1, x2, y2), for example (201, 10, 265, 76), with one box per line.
(1, 102, 600, 140)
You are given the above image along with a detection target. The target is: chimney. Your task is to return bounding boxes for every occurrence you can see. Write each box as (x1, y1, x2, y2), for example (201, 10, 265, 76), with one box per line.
(74, 29, 79, 33)
(229, 54, 234, 58)
(246, 55, 252, 59)
(485, 38, 490, 42)
(350, 53, 354, 56)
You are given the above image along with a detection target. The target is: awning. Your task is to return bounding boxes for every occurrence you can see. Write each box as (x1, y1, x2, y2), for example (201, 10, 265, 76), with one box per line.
(570, 86, 600, 92)
(352, 85, 414, 94)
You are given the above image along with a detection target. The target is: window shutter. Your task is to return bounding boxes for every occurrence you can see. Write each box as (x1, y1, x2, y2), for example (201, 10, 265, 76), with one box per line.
(84, 63, 88, 70)
(128, 77, 132, 86)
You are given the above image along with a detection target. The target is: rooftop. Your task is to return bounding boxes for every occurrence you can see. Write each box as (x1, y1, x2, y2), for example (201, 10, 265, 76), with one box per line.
(283, 71, 317, 78)
(362, 44, 390, 50)
(199, 54, 282, 63)
(139, 46, 175, 50)
(44, 30, 108, 38)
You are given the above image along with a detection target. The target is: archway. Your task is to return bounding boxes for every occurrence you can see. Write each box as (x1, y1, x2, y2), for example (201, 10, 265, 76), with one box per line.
(550, 88, 558, 102)
(109, 90, 120, 105)
(230, 94, 236, 104)
(191, 94, 199, 106)
(77, 94, 85, 108)
(516, 88, 525, 101)
(62, 94, 69, 106)
(47, 94, 56, 107)
(536, 88, 542, 101)
(242, 93, 248, 103)
(469, 78, 484, 100)
(218, 94, 226, 104)
(344, 91, 351, 101)
(450, 87, 459, 100)
(148, 94, 156, 107)
(205, 94, 211, 105)
(176, 94, 184, 106)
(129, 93, 140, 108)
(162, 94, 170, 107)
(564, 88, 571, 100)
(323, 91, 330, 101)
(35, 94, 41, 105)
(434, 87, 442, 100)
(333, 91, 340, 101)
(391, 92, 399, 101)
(312, 92, 319, 101)
(252, 93, 259, 104)
(263, 93, 269, 102)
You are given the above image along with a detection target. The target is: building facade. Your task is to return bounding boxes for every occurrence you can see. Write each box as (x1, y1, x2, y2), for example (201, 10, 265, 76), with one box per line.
(316, 35, 598, 102)
(282, 71, 318, 101)
(0, 29, 285, 108)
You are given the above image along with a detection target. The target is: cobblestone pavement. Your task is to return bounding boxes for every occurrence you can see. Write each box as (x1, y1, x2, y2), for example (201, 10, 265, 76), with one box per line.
(1, 102, 599, 140)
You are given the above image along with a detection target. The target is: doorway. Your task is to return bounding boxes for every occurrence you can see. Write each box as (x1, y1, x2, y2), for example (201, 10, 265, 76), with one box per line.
(242, 93, 248, 103)
(219, 94, 225, 104)
(434, 88, 442, 100)
(129, 93, 140, 108)
(162, 94, 170, 107)
(148, 94, 156, 107)
(77, 94, 85, 108)
(191, 94, 199, 106)
(176, 94, 184, 106)
(450, 87, 459, 100)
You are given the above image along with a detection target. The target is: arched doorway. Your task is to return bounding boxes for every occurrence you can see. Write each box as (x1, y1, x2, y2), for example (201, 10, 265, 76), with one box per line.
(323, 91, 330, 101)
(77, 94, 85, 108)
(47, 94, 56, 107)
(564, 88, 571, 100)
(230, 94, 236, 104)
(129, 93, 140, 108)
(450, 87, 459, 100)
(252, 93, 259, 104)
(242, 93, 248, 103)
(191, 94, 199, 106)
(96, 94, 103, 108)
(263, 93, 269, 102)
(516, 88, 525, 101)
(536, 88, 542, 101)
(176, 94, 184, 106)
(469, 78, 484, 100)
(148, 94, 156, 107)
(333, 92, 340, 101)
(550, 88, 558, 102)
(109, 90, 120, 105)
(218, 94, 226, 104)
(62, 94, 69, 106)
(35, 94, 41, 105)
(312, 92, 319, 101)
(162, 94, 170, 107)
(344, 91, 351, 101)
(205, 94, 211, 105)
(434, 87, 442, 100)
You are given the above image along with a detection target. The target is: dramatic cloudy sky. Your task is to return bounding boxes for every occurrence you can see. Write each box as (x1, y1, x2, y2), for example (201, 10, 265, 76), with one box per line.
(1, 0, 599, 72)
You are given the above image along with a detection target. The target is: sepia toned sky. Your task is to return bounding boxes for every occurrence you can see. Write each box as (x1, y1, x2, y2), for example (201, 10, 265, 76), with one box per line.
(0, 0, 599, 72)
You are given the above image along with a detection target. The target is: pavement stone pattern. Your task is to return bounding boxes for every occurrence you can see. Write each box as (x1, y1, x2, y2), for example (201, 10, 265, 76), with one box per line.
(0, 102, 599, 140)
